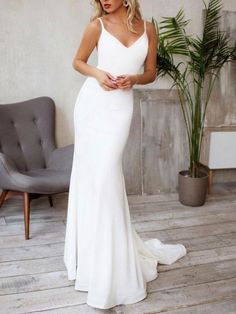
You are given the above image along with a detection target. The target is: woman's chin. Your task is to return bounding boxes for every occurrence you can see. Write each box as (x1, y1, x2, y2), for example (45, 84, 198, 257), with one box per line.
(104, 8, 113, 13)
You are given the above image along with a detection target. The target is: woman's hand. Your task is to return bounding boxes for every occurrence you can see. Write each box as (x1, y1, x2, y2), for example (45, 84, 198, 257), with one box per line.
(94, 69, 118, 91)
(115, 75, 138, 90)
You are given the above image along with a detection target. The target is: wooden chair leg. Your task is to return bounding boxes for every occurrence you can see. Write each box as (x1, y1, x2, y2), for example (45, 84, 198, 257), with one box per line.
(0, 190, 8, 207)
(48, 195, 53, 207)
(23, 192, 30, 240)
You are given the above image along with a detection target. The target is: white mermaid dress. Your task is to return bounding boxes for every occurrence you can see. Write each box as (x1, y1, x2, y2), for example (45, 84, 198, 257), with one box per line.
(64, 17, 187, 309)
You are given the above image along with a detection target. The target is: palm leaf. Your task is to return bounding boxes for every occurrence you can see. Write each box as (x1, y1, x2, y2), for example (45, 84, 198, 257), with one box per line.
(158, 8, 191, 57)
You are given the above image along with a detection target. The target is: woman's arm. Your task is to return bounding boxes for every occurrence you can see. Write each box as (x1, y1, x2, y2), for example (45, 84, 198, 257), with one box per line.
(135, 21, 158, 84)
(116, 21, 158, 89)
(73, 19, 118, 91)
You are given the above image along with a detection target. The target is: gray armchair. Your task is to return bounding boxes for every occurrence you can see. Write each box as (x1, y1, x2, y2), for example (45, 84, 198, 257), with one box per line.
(0, 97, 74, 239)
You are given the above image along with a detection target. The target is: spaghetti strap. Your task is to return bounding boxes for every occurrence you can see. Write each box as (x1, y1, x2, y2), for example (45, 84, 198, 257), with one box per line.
(98, 17, 104, 30)
(144, 20, 147, 33)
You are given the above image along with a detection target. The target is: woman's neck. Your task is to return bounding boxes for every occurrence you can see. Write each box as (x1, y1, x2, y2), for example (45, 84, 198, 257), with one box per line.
(108, 6, 128, 24)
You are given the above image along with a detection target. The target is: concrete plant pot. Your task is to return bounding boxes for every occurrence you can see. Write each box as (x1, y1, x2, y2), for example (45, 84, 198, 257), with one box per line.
(178, 170, 208, 206)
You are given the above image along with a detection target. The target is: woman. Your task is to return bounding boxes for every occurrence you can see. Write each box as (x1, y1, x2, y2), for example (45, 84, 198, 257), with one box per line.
(64, 0, 187, 310)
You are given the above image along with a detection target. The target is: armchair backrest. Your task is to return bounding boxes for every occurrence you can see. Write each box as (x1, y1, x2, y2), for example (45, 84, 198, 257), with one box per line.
(0, 97, 56, 171)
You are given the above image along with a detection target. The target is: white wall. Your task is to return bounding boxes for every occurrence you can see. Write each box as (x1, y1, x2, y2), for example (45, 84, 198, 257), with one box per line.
(0, 0, 235, 146)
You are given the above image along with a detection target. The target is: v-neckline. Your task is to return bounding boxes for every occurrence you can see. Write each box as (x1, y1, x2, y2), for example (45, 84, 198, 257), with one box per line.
(99, 18, 146, 49)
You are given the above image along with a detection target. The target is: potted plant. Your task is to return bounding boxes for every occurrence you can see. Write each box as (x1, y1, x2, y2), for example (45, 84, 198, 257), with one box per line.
(152, 0, 236, 206)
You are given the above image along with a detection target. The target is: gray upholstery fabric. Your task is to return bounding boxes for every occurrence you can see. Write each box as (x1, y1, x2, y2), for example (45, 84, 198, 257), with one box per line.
(0, 97, 74, 194)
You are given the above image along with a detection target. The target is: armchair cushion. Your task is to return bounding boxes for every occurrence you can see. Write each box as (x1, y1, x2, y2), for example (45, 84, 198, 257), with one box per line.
(0, 151, 73, 194)
(17, 168, 71, 194)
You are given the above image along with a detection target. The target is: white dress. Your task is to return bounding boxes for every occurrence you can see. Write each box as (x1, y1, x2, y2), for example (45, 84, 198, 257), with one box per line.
(64, 17, 187, 310)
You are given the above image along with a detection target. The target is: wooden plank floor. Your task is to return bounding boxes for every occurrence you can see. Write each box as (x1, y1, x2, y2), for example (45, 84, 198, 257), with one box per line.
(0, 191, 236, 314)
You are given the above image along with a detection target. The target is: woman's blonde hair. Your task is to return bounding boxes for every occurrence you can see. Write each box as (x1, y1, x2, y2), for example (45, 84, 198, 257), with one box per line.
(90, 0, 142, 33)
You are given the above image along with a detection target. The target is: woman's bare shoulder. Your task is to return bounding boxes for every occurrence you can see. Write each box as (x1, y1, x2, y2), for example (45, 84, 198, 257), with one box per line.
(145, 20, 157, 37)
(78, 18, 102, 50)
(84, 18, 102, 35)
(146, 21, 156, 31)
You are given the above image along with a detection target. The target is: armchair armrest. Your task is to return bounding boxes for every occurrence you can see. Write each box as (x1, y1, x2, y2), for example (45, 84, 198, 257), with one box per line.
(0, 152, 19, 188)
(0, 153, 18, 176)
(47, 144, 74, 170)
